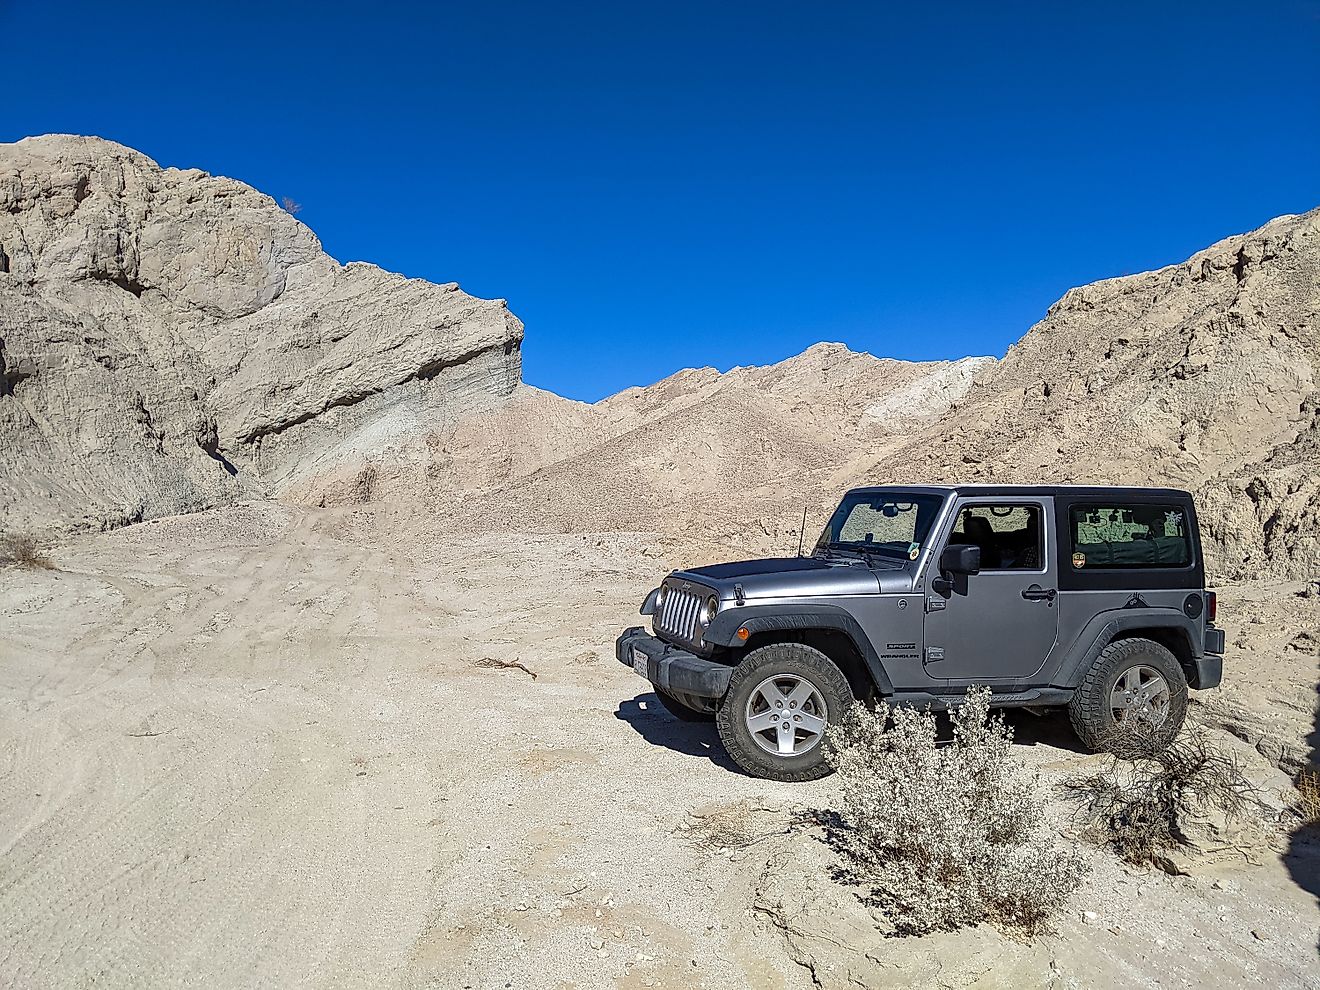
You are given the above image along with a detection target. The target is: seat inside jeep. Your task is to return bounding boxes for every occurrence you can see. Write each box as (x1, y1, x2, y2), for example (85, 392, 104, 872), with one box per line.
(950, 505, 1041, 570)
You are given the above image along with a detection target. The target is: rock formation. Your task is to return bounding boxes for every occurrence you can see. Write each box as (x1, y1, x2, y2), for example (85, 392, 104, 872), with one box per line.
(853, 208, 1320, 580)
(3, 135, 1316, 585)
(0, 135, 523, 532)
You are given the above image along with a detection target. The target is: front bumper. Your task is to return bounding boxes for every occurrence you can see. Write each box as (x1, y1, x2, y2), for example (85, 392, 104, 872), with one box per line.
(615, 626, 734, 699)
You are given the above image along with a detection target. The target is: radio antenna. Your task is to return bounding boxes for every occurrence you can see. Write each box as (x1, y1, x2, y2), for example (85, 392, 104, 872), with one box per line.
(796, 503, 809, 556)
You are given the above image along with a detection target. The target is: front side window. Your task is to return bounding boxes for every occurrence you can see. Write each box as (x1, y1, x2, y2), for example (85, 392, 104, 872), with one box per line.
(817, 491, 945, 561)
(950, 503, 1043, 570)
(1069, 504, 1191, 570)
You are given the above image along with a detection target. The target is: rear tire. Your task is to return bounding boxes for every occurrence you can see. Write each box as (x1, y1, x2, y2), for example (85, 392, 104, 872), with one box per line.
(653, 688, 716, 722)
(716, 642, 854, 781)
(1068, 637, 1188, 751)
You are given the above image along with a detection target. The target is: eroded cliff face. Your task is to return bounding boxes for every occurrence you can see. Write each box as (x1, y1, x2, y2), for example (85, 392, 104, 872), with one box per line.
(0, 135, 523, 531)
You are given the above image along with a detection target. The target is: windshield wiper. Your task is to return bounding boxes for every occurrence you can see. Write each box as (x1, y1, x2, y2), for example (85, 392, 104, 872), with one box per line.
(826, 543, 905, 565)
(815, 545, 866, 562)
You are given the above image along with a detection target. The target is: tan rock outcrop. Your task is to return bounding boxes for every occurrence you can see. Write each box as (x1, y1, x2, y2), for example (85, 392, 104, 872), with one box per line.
(0, 135, 523, 531)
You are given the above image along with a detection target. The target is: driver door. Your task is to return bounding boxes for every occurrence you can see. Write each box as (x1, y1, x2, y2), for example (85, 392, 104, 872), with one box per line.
(922, 498, 1059, 682)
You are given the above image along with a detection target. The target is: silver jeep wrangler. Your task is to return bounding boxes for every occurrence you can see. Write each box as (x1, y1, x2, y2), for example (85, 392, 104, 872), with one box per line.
(617, 485, 1225, 781)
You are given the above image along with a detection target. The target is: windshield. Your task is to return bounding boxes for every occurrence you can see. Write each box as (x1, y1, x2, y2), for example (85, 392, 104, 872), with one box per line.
(816, 491, 946, 561)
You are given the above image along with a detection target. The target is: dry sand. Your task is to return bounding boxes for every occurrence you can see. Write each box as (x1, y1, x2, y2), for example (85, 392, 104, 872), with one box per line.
(2, 503, 1316, 988)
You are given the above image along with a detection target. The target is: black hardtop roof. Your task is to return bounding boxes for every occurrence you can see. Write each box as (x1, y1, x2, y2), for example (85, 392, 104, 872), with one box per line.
(847, 484, 1195, 500)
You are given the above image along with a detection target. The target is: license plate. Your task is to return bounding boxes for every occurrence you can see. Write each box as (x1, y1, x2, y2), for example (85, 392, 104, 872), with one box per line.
(631, 647, 649, 677)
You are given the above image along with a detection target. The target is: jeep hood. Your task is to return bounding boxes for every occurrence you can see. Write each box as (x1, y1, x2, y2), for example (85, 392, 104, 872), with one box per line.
(675, 555, 910, 599)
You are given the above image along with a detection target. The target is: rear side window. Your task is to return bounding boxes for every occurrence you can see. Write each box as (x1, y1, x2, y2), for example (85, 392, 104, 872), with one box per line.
(1069, 504, 1191, 570)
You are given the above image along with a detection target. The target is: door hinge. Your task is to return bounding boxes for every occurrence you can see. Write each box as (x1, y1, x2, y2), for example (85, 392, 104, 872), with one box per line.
(925, 647, 945, 663)
(925, 596, 946, 613)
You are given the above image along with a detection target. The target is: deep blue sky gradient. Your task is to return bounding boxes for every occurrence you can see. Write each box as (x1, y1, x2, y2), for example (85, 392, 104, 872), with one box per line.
(3, 1, 1318, 400)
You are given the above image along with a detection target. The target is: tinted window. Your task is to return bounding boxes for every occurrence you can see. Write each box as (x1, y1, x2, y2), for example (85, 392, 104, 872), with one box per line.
(1069, 504, 1191, 570)
(951, 504, 1042, 570)
(818, 492, 945, 560)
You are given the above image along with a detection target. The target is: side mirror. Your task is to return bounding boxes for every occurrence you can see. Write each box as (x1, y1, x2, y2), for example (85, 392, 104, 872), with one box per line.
(939, 544, 982, 576)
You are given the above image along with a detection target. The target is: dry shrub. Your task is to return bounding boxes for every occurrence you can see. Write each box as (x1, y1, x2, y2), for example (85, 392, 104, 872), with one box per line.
(1295, 768, 1320, 826)
(0, 534, 54, 570)
(353, 462, 379, 504)
(824, 686, 1088, 937)
(1068, 721, 1256, 865)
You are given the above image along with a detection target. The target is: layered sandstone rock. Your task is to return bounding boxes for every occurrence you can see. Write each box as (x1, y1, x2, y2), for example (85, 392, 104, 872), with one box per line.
(0, 135, 523, 531)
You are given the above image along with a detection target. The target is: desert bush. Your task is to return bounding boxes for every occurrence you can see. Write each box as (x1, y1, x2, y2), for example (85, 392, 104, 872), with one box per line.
(824, 686, 1088, 937)
(0, 534, 54, 570)
(1297, 769, 1320, 826)
(353, 462, 379, 504)
(1068, 721, 1256, 865)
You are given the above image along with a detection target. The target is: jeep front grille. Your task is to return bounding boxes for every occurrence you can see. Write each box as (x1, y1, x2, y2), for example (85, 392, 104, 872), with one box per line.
(656, 584, 704, 644)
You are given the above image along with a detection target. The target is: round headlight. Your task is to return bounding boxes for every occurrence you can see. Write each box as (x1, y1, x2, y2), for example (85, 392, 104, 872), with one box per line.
(655, 584, 669, 608)
(700, 594, 719, 625)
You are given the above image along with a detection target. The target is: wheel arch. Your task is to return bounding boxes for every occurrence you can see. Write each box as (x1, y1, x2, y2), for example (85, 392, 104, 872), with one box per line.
(1056, 609, 1200, 689)
(705, 604, 893, 698)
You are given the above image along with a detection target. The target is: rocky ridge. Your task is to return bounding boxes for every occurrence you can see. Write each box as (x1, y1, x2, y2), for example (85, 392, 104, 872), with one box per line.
(0, 135, 523, 532)
(3, 136, 1318, 587)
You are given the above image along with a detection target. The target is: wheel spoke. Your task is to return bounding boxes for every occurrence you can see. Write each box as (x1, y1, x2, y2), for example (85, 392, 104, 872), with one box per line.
(776, 719, 796, 755)
(1137, 682, 1165, 704)
(753, 684, 783, 711)
(786, 679, 816, 709)
(796, 710, 827, 734)
(746, 710, 778, 733)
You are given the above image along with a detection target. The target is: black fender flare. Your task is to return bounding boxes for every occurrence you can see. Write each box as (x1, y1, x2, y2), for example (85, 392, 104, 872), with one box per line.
(639, 587, 661, 616)
(1054, 608, 1200, 688)
(705, 604, 894, 694)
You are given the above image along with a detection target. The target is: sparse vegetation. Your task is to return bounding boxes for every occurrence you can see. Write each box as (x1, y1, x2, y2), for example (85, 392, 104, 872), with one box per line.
(353, 462, 379, 503)
(1294, 768, 1320, 826)
(0, 534, 54, 570)
(1068, 721, 1257, 865)
(823, 686, 1088, 937)
(474, 657, 538, 680)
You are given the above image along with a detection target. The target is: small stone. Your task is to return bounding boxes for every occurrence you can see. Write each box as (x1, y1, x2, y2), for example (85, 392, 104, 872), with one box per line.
(1251, 929, 1268, 942)
(590, 938, 604, 950)
(596, 949, 609, 959)
(1082, 911, 1099, 924)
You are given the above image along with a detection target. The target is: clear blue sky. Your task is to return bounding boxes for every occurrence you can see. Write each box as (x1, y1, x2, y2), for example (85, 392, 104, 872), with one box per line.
(4, 2, 1318, 401)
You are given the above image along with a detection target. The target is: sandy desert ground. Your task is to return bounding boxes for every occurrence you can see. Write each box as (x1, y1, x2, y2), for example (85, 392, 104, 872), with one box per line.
(2, 503, 1317, 989)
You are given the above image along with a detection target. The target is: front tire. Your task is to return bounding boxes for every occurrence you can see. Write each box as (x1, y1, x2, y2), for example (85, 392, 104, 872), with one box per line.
(716, 642, 854, 781)
(653, 688, 716, 722)
(1068, 637, 1188, 751)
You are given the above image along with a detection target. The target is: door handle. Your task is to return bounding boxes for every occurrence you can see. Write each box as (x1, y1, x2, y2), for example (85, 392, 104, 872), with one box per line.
(1021, 585, 1057, 603)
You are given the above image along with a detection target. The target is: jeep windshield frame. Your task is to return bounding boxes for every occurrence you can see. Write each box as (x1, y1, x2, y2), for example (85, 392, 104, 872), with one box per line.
(815, 489, 948, 562)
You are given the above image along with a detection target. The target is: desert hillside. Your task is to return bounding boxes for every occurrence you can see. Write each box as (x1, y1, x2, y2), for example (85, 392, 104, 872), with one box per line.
(6, 137, 1316, 587)
(0, 135, 523, 533)
(292, 208, 1320, 584)
(0, 138, 1317, 990)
